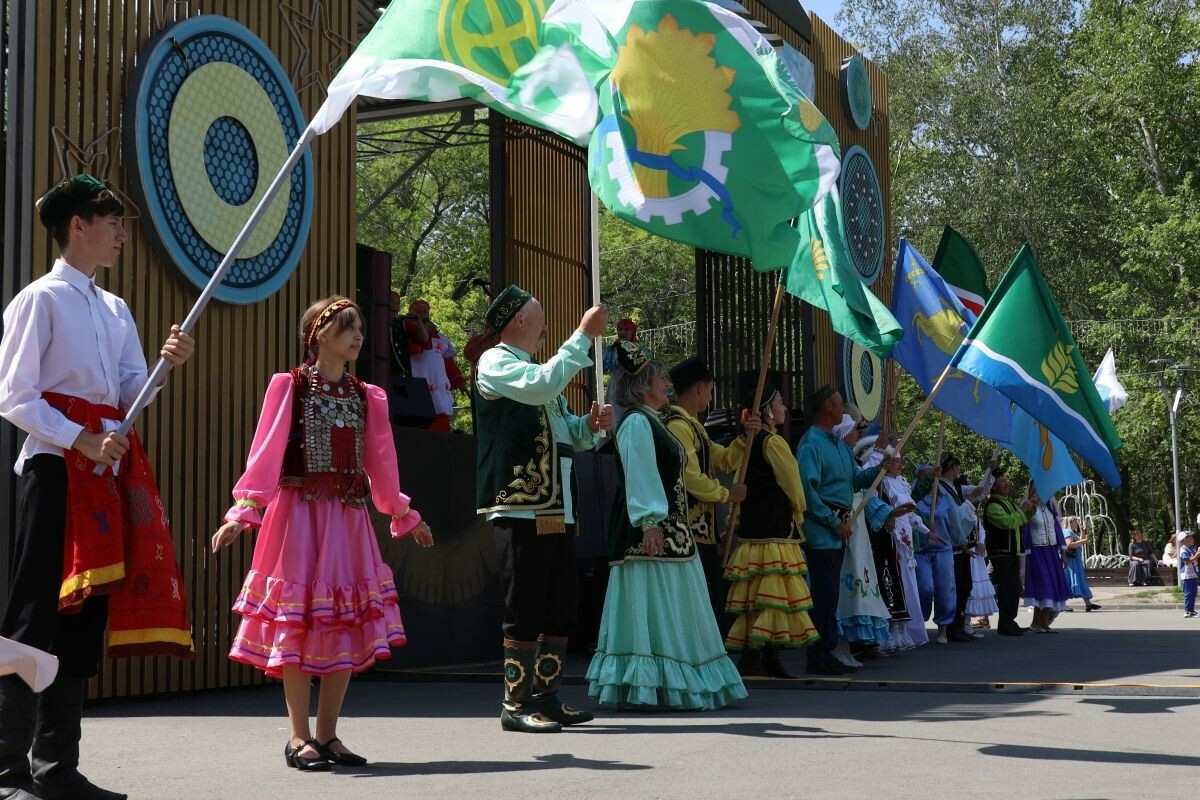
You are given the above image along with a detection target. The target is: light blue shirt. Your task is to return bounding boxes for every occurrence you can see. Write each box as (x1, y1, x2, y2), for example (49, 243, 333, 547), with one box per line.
(476, 330, 599, 522)
(796, 425, 881, 550)
(614, 408, 669, 529)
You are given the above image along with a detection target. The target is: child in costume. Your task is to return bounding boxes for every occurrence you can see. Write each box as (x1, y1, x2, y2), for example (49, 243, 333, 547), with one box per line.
(211, 296, 433, 770)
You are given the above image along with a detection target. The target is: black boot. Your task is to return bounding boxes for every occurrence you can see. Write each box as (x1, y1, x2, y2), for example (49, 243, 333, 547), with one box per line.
(0, 675, 41, 800)
(531, 637, 593, 726)
(761, 646, 797, 679)
(500, 642, 561, 733)
(31, 676, 125, 800)
(736, 648, 764, 677)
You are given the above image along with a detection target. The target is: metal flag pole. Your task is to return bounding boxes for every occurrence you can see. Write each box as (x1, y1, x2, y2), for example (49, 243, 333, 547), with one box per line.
(589, 191, 606, 437)
(96, 126, 318, 473)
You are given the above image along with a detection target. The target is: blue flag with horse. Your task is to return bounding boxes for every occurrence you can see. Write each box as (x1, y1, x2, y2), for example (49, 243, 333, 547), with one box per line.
(889, 239, 1012, 444)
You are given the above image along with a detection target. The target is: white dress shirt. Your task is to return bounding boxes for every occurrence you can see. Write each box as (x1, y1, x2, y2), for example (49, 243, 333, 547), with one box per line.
(0, 259, 158, 474)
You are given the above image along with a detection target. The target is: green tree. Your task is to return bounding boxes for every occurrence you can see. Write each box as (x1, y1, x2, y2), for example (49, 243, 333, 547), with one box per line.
(841, 0, 1200, 544)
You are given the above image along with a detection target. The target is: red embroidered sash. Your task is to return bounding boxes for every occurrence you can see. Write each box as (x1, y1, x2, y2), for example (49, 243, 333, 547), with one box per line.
(43, 392, 195, 659)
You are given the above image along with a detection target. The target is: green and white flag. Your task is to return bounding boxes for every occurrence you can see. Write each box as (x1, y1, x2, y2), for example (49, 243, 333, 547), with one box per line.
(566, 0, 841, 268)
(313, 0, 842, 271)
(785, 188, 903, 358)
(309, 0, 599, 143)
(950, 245, 1123, 487)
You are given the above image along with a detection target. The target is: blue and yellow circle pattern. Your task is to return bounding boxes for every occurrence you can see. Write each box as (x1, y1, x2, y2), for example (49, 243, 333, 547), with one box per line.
(125, 16, 313, 304)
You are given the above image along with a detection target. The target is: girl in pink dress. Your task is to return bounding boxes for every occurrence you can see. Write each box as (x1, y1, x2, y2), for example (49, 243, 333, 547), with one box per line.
(211, 296, 433, 771)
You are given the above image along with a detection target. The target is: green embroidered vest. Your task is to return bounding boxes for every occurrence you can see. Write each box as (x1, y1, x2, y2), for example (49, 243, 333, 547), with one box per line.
(608, 407, 694, 563)
(474, 358, 566, 517)
(659, 404, 717, 546)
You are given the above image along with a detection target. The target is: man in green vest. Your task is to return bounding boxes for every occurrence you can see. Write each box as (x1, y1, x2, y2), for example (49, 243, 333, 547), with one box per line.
(475, 284, 611, 733)
(982, 470, 1036, 636)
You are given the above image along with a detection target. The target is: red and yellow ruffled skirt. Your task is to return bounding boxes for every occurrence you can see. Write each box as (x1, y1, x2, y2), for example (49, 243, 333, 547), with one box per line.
(723, 540, 818, 650)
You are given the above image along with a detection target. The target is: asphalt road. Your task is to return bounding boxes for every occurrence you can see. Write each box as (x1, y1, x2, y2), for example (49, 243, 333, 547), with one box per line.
(80, 600, 1198, 800)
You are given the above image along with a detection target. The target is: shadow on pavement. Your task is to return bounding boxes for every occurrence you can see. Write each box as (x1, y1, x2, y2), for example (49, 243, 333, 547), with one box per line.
(331, 753, 652, 778)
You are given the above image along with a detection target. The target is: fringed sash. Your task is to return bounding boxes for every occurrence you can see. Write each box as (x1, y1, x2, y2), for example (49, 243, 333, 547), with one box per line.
(43, 392, 195, 659)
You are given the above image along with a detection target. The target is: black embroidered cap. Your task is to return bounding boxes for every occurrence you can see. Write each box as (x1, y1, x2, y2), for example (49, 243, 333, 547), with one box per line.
(615, 339, 650, 375)
(36, 174, 110, 230)
(484, 284, 533, 332)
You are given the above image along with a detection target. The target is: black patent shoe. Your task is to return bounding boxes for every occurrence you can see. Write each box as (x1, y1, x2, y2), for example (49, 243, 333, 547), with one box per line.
(284, 739, 332, 771)
(316, 737, 368, 767)
(500, 703, 562, 733)
(533, 694, 594, 726)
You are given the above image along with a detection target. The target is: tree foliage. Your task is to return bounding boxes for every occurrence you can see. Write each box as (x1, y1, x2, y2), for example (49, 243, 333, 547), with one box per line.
(840, 0, 1200, 545)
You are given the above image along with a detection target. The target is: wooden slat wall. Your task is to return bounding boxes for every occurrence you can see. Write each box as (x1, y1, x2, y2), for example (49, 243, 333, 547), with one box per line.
(23, 1, 356, 698)
(502, 123, 594, 410)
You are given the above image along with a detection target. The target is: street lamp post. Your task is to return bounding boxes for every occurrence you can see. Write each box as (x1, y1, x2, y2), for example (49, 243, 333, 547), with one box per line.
(1151, 360, 1184, 532)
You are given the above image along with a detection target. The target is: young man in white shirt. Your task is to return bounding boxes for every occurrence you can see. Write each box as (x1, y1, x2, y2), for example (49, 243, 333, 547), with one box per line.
(0, 175, 194, 800)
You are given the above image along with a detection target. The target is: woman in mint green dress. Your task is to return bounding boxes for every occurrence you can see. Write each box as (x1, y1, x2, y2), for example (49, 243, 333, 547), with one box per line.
(586, 342, 747, 710)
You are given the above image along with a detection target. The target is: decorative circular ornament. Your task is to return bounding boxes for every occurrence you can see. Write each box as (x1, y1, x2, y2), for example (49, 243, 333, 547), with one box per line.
(839, 56, 873, 131)
(839, 146, 885, 285)
(837, 336, 886, 422)
(124, 16, 313, 305)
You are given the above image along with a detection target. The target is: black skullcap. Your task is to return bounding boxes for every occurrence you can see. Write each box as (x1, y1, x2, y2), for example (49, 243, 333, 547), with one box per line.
(615, 340, 650, 375)
(807, 385, 837, 416)
(669, 356, 713, 394)
(37, 174, 109, 230)
(483, 284, 532, 332)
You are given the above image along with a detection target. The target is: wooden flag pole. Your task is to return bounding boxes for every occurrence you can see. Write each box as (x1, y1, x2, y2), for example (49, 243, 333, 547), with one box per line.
(722, 280, 787, 565)
(845, 360, 957, 527)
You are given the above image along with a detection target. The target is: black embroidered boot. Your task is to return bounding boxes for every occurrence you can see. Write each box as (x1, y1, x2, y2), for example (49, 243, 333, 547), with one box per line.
(500, 641, 561, 733)
(31, 676, 126, 800)
(0, 675, 41, 800)
(531, 636, 593, 726)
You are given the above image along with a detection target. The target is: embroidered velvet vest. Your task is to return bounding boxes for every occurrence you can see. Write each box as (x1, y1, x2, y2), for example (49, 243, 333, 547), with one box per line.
(659, 404, 717, 546)
(473, 352, 566, 516)
(281, 366, 369, 506)
(608, 407, 694, 564)
(737, 430, 798, 541)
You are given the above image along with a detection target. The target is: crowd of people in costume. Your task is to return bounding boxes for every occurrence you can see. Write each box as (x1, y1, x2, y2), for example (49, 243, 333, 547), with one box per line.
(0, 175, 1186, 797)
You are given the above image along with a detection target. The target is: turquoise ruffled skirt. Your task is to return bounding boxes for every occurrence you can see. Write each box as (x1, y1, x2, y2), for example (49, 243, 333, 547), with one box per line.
(586, 556, 748, 711)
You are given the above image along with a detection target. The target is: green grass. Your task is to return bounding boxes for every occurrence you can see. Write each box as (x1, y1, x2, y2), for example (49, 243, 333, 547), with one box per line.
(1129, 587, 1183, 602)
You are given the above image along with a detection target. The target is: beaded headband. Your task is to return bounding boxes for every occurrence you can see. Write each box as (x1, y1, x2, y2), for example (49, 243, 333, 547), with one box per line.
(305, 298, 354, 355)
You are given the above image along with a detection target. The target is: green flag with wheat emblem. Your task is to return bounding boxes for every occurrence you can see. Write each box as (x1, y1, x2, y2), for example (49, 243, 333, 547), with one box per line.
(950, 244, 1122, 487)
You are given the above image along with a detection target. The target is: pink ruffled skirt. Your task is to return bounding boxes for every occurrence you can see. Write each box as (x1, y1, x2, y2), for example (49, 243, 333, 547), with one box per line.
(229, 489, 406, 677)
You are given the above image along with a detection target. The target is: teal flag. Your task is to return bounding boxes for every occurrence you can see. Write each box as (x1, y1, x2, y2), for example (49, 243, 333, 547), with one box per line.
(951, 245, 1122, 487)
(785, 189, 903, 358)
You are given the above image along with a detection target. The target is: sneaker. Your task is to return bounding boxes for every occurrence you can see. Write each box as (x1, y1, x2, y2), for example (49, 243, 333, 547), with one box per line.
(1184, 611, 1197, 618)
